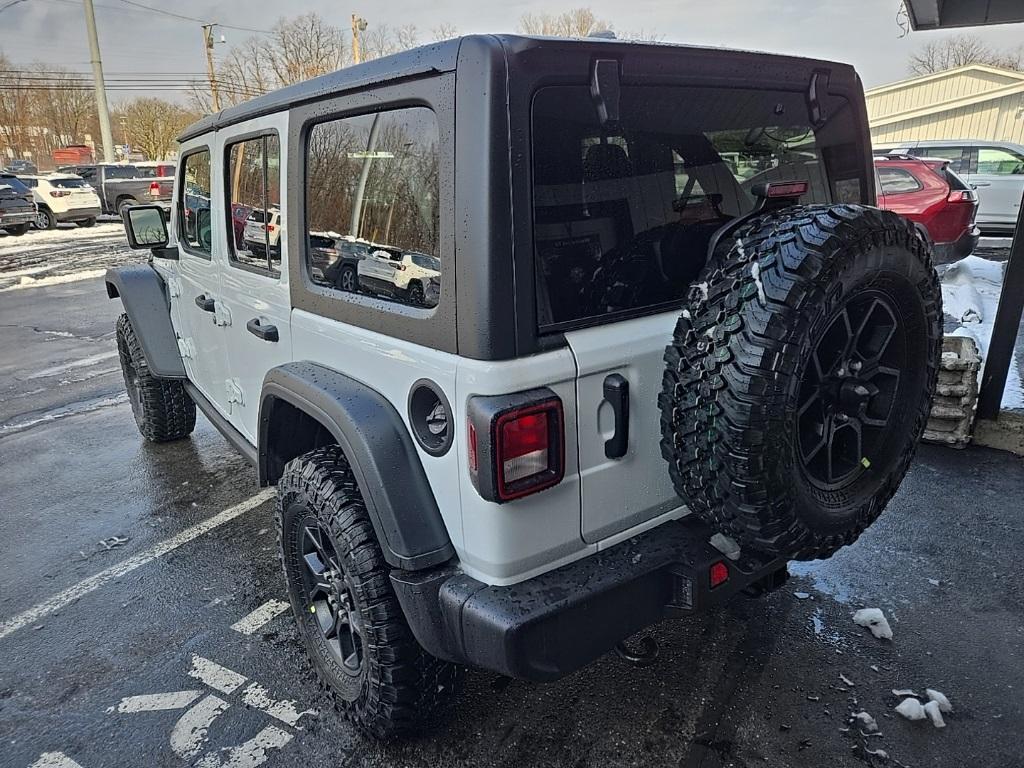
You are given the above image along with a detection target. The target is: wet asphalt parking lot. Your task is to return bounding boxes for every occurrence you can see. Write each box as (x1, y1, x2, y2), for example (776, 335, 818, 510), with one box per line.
(1, 225, 1023, 768)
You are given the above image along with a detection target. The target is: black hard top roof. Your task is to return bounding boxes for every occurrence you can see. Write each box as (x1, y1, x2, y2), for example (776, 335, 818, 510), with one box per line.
(178, 34, 853, 143)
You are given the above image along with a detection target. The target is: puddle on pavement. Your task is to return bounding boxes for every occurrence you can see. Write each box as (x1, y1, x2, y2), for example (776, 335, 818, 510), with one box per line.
(788, 560, 856, 605)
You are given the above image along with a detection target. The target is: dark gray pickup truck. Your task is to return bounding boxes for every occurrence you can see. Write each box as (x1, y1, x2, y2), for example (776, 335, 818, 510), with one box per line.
(58, 163, 172, 219)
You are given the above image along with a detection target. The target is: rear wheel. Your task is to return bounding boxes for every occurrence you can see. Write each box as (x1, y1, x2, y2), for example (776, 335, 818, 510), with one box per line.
(5, 223, 29, 236)
(339, 265, 357, 292)
(659, 205, 942, 560)
(35, 209, 56, 230)
(408, 281, 425, 306)
(78, 217, 96, 228)
(277, 445, 460, 739)
(117, 198, 137, 220)
(115, 314, 196, 442)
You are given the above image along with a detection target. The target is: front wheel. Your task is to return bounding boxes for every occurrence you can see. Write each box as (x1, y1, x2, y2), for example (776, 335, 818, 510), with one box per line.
(116, 314, 196, 442)
(277, 446, 459, 739)
(659, 205, 942, 561)
(407, 281, 425, 306)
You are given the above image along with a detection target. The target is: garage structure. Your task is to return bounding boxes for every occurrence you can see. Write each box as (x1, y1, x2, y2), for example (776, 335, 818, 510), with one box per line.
(866, 64, 1024, 147)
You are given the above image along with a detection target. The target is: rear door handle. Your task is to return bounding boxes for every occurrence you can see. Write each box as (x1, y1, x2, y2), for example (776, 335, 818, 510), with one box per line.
(194, 294, 216, 312)
(603, 373, 629, 459)
(246, 317, 279, 342)
(973, 181, 991, 187)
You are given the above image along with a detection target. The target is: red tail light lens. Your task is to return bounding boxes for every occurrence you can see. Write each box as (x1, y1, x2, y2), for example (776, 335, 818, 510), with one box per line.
(149, 181, 160, 196)
(764, 180, 809, 198)
(49, 190, 71, 198)
(948, 189, 977, 203)
(266, 224, 276, 232)
(467, 391, 565, 503)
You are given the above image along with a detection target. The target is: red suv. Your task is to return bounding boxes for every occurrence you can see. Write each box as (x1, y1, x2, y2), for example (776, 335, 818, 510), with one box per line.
(875, 154, 980, 262)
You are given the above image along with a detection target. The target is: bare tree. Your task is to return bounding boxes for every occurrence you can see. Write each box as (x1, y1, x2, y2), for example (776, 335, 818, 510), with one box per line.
(0, 53, 34, 161)
(430, 24, 459, 42)
(120, 98, 197, 160)
(909, 33, 1024, 74)
(361, 24, 420, 61)
(518, 8, 612, 37)
(29, 66, 96, 157)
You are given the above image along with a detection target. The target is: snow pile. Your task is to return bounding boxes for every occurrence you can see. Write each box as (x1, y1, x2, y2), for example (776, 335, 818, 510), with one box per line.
(1, 269, 106, 292)
(895, 688, 952, 729)
(852, 608, 893, 640)
(940, 255, 1024, 410)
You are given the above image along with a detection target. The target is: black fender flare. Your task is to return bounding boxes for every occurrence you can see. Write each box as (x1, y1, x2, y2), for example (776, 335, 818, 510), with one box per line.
(260, 362, 455, 571)
(104, 265, 186, 379)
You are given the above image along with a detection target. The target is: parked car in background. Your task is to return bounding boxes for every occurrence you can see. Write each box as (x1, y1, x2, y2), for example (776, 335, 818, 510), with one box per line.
(875, 154, 980, 261)
(57, 163, 172, 218)
(356, 248, 441, 306)
(51, 145, 94, 168)
(3, 159, 38, 175)
(874, 140, 1024, 233)
(229, 202, 253, 247)
(242, 206, 282, 255)
(0, 173, 36, 235)
(18, 174, 102, 229)
(134, 161, 177, 179)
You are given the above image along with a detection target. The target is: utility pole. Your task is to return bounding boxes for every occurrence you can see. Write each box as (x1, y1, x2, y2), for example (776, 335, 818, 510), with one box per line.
(202, 23, 221, 112)
(351, 14, 367, 65)
(82, 0, 114, 162)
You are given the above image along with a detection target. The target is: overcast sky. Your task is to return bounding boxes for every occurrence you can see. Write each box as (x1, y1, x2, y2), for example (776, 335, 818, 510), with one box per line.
(3, 0, 1024, 104)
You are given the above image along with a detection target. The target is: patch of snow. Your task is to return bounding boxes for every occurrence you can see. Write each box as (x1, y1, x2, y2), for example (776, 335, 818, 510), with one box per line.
(691, 281, 709, 303)
(926, 689, 952, 713)
(895, 698, 927, 721)
(793, 591, 811, 600)
(865, 748, 888, 759)
(927, 578, 941, 586)
(750, 260, 767, 304)
(940, 255, 1024, 410)
(681, 308, 691, 320)
(892, 689, 919, 698)
(840, 673, 855, 687)
(0, 268, 107, 292)
(854, 711, 878, 732)
(853, 607, 893, 640)
(923, 700, 946, 728)
(0, 392, 128, 436)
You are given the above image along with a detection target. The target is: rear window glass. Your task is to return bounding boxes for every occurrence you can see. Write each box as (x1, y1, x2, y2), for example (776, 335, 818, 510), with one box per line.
(0, 176, 31, 194)
(49, 177, 88, 189)
(531, 84, 862, 330)
(106, 165, 138, 179)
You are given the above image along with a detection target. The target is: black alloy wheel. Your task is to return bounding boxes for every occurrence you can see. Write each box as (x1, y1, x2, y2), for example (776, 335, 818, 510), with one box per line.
(298, 519, 364, 677)
(796, 292, 904, 491)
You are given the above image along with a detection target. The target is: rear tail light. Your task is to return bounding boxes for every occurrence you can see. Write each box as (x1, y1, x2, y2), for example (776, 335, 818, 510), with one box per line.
(49, 190, 71, 198)
(948, 189, 977, 203)
(149, 181, 160, 197)
(467, 389, 565, 503)
(266, 224, 276, 232)
(394, 263, 406, 271)
(752, 180, 809, 199)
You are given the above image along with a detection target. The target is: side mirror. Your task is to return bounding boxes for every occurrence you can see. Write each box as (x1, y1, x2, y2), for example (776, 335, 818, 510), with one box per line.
(124, 205, 168, 250)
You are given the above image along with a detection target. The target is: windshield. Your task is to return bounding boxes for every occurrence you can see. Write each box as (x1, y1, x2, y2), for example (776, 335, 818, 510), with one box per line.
(531, 84, 864, 330)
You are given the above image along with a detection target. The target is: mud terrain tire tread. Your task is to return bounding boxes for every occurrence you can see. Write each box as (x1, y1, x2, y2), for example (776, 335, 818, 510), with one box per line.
(276, 445, 460, 739)
(115, 313, 196, 442)
(659, 205, 942, 560)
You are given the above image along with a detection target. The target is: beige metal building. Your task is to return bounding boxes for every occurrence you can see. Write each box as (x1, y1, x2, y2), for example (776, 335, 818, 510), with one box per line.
(866, 64, 1024, 147)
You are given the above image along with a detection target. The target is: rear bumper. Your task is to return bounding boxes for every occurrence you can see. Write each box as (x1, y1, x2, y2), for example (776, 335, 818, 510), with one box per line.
(935, 225, 980, 262)
(0, 210, 35, 227)
(391, 518, 787, 682)
(55, 205, 101, 222)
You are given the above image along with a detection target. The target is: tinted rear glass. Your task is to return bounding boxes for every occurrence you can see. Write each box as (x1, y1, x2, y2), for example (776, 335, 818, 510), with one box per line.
(0, 176, 31, 195)
(49, 177, 88, 189)
(532, 84, 864, 330)
(106, 165, 139, 179)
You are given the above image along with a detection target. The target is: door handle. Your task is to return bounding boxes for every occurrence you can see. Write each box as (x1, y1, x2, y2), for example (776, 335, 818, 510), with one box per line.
(194, 294, 216, 312)
(246, 317, 279, 342)
(603, 373, 629, 459)
(973, 181, 991, 187)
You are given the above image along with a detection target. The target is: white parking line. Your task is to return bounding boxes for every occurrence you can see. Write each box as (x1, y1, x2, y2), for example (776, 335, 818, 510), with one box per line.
(189, 654, 248, 694)
(0, 490, 275, 642)
(230, 599, 290, 635)
(112, 691, 203, 713)
(27, 753, 84, 768)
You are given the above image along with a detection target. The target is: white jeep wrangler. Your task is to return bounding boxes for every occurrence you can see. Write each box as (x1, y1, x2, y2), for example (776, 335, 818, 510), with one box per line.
(109, 35, 942, 738)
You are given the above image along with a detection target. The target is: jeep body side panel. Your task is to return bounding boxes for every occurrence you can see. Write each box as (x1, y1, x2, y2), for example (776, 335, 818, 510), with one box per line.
(260, 360, 455, 571)
(104, 264, 186, 379)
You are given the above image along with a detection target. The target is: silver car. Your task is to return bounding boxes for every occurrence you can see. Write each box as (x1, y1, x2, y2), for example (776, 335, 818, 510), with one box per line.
(875, 139, 1024, 233)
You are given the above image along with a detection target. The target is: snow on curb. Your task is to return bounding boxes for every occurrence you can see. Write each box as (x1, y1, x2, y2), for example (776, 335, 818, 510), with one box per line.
(0, 269, 107, 292)
(940, 255, 1024, 410)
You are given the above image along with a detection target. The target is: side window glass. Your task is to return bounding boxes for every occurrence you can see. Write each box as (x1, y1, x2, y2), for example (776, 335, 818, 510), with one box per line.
(877, 167, 922, 194)
(977, 148, 1024, 175)
(926, 147, 966, 173)
(227, 134, 282, 276)
(305, 107, 440, 309)
(179, 149, 212, 256)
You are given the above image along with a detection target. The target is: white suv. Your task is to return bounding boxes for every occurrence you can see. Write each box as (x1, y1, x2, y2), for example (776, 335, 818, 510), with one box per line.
(242, 206, 281, 254)
(19, 174, 102, 229)
(109, 36, 942, 740)
(357, 249, 440, 306)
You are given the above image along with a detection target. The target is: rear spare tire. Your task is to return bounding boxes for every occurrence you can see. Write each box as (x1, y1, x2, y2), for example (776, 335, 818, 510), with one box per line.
(659, 205, 941, 560)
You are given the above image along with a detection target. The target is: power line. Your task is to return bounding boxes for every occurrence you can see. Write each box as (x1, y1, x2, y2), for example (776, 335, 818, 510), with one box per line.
(115, 0, 271, 34)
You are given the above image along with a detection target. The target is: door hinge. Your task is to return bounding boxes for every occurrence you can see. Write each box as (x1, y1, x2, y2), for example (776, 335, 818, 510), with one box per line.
(225, 378, 244, 412)
(176, 337, 195, 359)
(167, 277, 182, 298)
(213, 302, 232, 327)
